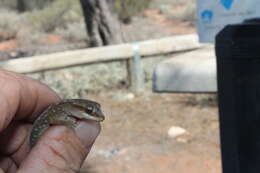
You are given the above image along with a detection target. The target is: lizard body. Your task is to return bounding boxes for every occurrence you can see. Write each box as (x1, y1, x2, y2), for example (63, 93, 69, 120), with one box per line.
(30, 99, 105, 147)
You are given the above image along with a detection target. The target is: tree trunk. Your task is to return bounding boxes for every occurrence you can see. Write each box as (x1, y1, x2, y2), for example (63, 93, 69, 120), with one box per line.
(79, 0, 123, 47)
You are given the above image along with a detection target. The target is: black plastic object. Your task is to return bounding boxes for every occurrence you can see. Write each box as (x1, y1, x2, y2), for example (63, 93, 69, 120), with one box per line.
(215, 19, 260, 173)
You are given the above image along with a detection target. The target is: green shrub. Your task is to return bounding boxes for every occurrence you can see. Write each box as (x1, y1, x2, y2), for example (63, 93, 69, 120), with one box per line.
(16, 27, 45, 46)
(17, 0, 54, 12)
(175, 1, 196, 22)
(0, 9, 21, 41)
(55, 21, 87, 42)
(157, 0, 196, 23)
(0, 0, 17, 10)
(26, 0, 81, 32)
(114, 0, 152, 22)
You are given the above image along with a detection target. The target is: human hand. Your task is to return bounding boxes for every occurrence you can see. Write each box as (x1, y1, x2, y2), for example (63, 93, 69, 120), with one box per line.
(0, 70, 101, 173)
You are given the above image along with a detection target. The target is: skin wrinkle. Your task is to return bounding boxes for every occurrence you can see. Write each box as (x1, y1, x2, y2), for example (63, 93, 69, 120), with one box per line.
(10, 129, 31, 167)
(7, 162, 18, 173)
(68, 123, 95, 159)
(30, 84, 41, 119)
(33, 140, 78, 172)
(43, 151, 78, 173)
(0, 98, 9, 132)
(10, 125, 30, 158)
(0, 98, 16, 132)
(0, 122, 27, 155)
(64, 138, 86, 169)
(21, 87, 40, 122)
(47, 145, 68, 164)
(7, 158, 18, 173)
(22, 126, 87, 172)
(0, 157, 11, 171)
(67, 137, 86, 162)
(14, 79, 54, 122)
(55, 127, 87, 160)
(0, 123, 31, 169)
(13, 81, 28, 121)
(47, 129, 84, 164)
(0, 78, 21, 130)
(0, 157, 17, 173)
(32, 92, 60, 121)
(2, 71, 60, 123)
(21, 77, 50, 121)
(44, 160, 75, 173)
(52, 128, 86, 169)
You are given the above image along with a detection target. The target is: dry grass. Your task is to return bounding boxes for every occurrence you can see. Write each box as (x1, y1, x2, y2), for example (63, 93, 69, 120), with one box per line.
(0, 0, 17, 10)
(114, 0, 152, 22)
(173, 1, 196, 22)
(0, 0, 196, 47)
(25, 0, 80, 32)
(0, 0, 84, 44)
(0, 9, 21, 41)
(54, 21, 87, 42)
(16, 27, 45, 46)
(151, 0, 196, 22)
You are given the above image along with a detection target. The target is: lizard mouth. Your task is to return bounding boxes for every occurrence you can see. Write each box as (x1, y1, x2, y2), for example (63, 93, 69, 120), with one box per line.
(74, 114, 104, 122)
(87, 115, 105, 122)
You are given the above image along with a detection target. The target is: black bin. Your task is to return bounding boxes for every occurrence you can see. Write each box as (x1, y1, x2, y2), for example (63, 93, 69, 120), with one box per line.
(216, 19, 260, 173)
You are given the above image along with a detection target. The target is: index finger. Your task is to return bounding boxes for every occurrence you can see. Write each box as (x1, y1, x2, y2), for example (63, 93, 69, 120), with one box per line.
(0, 69, 60, 132)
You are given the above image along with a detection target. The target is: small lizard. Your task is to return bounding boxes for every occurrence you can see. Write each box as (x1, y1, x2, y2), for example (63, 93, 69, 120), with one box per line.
(30, 99, 105, 147)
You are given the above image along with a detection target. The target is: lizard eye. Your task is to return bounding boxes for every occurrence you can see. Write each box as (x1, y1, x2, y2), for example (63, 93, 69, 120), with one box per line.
(85, 106, 93, 114)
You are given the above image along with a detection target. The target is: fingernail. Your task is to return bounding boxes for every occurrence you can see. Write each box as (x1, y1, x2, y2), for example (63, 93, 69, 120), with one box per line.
(74, 120, 101, 148)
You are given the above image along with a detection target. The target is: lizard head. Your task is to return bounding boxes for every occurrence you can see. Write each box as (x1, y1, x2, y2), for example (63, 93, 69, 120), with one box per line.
(60, 99, 105, 122)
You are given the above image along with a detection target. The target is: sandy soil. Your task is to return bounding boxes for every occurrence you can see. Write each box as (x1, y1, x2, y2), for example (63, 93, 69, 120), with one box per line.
(79, 90, 221, 173)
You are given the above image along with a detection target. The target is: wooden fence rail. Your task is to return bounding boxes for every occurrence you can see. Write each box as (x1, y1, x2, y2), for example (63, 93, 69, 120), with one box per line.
(0, 34, 200, 74)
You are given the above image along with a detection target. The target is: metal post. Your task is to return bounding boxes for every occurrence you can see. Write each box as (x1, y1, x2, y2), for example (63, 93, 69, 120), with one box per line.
(129, 44, 143, 93)
(216, 21, 260, 173)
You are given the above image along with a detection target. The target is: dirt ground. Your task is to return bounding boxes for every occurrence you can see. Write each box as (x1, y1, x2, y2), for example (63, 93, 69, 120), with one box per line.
(78, 90, 221, 173)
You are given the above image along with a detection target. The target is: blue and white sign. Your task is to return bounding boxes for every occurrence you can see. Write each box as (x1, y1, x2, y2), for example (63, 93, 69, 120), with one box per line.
(220, 0, 234, 10)
(197, 0, 260, 42)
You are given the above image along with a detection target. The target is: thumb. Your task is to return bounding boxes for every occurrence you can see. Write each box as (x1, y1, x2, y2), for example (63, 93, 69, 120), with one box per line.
(18, 121, 100, 173)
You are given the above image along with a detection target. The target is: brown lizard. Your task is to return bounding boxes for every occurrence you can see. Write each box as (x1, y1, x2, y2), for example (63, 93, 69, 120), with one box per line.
(30, 99, 105, 147)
